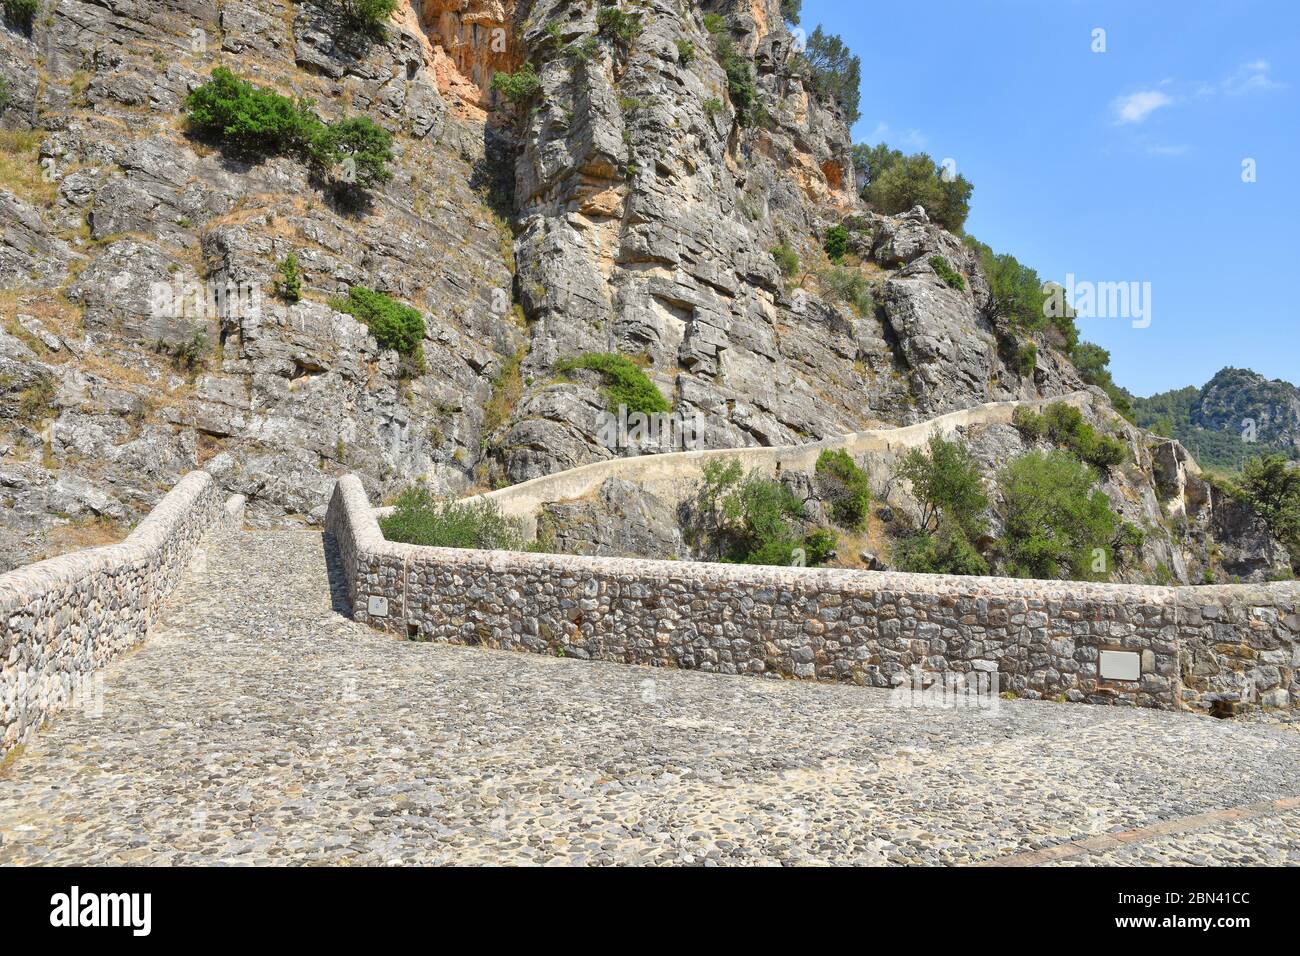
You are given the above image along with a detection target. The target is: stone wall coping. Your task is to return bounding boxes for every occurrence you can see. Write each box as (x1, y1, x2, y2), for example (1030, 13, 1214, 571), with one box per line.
(0, 471, 214, 613)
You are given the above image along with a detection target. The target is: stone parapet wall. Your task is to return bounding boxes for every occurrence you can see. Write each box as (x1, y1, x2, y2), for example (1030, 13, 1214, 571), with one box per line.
(468, 392, 1098, 534)
(0, 473, 238, 755)
(331, 475, 1300, 712)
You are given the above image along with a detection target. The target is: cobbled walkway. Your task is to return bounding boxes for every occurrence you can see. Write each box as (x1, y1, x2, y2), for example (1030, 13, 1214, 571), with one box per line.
(2, 530, 1299, 866)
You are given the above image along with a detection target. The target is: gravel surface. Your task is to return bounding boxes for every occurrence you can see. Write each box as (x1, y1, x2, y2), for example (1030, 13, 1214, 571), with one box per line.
(1, 530, 1297, 866)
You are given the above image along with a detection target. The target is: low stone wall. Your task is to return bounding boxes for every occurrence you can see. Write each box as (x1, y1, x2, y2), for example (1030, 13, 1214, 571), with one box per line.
(474, 391, 1096, 534)
(0, 472, 239, 755)
(331, 475, 1299, 712)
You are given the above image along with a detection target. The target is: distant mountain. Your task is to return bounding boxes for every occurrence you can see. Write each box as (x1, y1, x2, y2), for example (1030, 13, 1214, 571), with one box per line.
(1131, 368, 1300, 471)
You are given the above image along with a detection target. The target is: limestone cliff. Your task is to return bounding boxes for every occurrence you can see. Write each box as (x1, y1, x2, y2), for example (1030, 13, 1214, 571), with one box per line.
(0, 0, 1285, 583)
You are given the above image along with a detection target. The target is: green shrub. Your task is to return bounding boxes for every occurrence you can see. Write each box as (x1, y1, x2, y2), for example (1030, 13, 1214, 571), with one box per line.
(596, 4, 642, 46)
(184, 67, 323, 157)
(780, 0, 802, 25)
(0, 76, 11, 116)
(274, 252, 302, 303)
(702, 97, 724, 115)
(928, 255, 965, 291)
(2, 0, 37, 33)
(490, 63, 541, 103)
(704, 14, 761, 127)
(687, 458, 830, 567)
(1011, 406, 1046, 443)
(308, 115, 393, 188)
(770, 243, 799, 278)
(1010, 341, 1037, 376)
(854, 144, 972, 233)
(815, 448, 871, 530)
(1241, 454, 1300, 570)
(1040, 402, 1127, 473)
(332, 286, 426, 364)
(1071, 340, 1134, 420)
(823, 224, 850, 263)
(998, 450, 1123, 580)
(821, 267, 874, 316)
(381, 487, 542, 552)
(675, 39, 695, 65)
(895, 434, 989, 540)
(556, 352, 669, 415)
(895, 523, 988, 577)
(310, 0, 397, 38)
(184, 68, 391, 189)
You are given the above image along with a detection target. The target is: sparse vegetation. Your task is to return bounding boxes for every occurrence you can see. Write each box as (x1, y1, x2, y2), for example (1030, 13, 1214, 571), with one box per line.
(675, 38, 695, 65)
(274, 252, 302, 303)
(2, 0, 37, 34)
(183, 68, 392, 190)
(17, 375, 56, 424)
(823, 224, 850, 263)
(820, 267, 874, 316)
(1011, 402, 1126, 473)
(381, 486, 543, 552)
(556, 352, 669, 415)
(331, 286, 426, 367)
(491, 63, 542, 104)
(0, 76, 12, 116)
(815, 449, 871, 530)
(704, 13, 761, 127)
(928, 254, 965, 291)
(596, 3, 642, 47)
(770, 243, 800, 279)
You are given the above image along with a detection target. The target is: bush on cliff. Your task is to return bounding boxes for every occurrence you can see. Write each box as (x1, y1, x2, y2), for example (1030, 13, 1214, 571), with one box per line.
(556, 353, 669, 416)
(704, 14, 761, 127)
(688, 458, 835, 568)
(184, 68, 392, 189)
(331, 286, 426, 368)
(854, 144, 972, 233)
(2, 0, 37, 34)
(381, 487, 543, 553)
(815, 449, 871, 530)
(1241, 454, 1300, 570)
(996, 450, 1121, 581)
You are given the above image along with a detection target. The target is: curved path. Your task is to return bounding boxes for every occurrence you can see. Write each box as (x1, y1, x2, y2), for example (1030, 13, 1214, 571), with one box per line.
(1, 528, 1296, 865)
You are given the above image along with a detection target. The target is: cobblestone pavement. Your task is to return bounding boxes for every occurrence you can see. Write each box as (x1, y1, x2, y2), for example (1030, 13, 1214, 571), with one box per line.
(2, 531, 1298, 866)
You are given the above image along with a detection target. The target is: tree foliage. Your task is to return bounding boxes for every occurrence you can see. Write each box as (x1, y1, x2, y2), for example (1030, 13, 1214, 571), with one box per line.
(688, 459, 834, 567)
(799, 27, 861, 124)
(815, 449, 871, 530)
(997, 451, 1122, 580)
(1241, 455, 1300, 570)
(853, 144, 972, 233)
(896, 434, 989, 540)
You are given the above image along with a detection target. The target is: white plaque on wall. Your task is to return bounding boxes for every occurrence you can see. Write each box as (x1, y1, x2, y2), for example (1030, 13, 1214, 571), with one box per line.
(1099, 650, 1141, 682)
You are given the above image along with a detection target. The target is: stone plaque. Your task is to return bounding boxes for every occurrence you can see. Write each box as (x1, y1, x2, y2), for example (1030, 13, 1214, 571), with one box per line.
(1099, 650, 1141, 682)
(367, 595, 389, 618)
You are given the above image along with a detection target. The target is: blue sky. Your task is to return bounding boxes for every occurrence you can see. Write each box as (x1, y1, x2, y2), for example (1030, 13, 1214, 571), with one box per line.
(802, 0, 1298, 396)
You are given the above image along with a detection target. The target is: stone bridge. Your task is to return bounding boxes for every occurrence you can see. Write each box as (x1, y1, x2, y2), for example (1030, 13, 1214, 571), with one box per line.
(1, 454, 1298, 863)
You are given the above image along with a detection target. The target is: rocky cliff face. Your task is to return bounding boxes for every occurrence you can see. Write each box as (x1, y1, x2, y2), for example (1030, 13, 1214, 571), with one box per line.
(0, 0, 1284, 583)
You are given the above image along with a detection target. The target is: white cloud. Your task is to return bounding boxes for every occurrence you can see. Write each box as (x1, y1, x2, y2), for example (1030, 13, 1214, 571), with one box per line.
(1112, 90, 1173, 124)
(866, 121, 927, 150)
(1221, 59, 1283, 96)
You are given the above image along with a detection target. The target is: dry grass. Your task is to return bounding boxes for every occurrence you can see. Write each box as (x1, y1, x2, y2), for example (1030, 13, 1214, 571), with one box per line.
(0, 129, 58, 207)
(35, 515, 127, 562)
